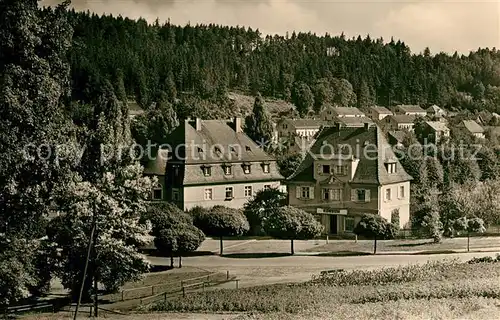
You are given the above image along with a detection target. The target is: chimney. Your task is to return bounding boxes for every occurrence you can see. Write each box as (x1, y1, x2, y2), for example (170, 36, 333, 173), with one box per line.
(195, 118, 202, 131)
(234, 117, 242, 133)
(364, 122, 371, 130)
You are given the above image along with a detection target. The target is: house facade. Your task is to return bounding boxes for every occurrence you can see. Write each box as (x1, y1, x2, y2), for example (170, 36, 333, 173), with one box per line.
(460, 120, 485, 139)
(320, 106, 365, 121)
(164, 118, 284, 211)
(385, 114, 417, 131)
(277, 119, 327, 139)
(286, 124, 412, 234)
(367, 106, 393, 121)
(426, 105, 446, 118)
(416, 121, 450, 144)
(393, 105, 427, 117)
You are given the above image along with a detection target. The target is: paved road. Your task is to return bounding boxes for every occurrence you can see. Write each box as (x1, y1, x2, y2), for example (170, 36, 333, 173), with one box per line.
(148, 251, 500, 288)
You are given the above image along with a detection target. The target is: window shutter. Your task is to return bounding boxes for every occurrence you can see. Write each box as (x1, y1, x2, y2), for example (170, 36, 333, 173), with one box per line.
(296, 186, 302, 199)
(309, 187, 315, 199)
(351, 189, 357, 201)
(366, 189, 371, 202)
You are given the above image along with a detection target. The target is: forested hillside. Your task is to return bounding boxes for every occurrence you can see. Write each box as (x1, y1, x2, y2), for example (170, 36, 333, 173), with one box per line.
(66, 9, 500, 117)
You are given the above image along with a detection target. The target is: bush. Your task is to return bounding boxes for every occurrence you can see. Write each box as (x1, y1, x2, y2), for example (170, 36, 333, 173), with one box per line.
(143, 202, 192, 236)
(243, 188, 287, 236)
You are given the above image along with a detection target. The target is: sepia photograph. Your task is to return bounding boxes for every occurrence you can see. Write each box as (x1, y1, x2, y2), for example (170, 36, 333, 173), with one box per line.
(1, 0, 500, 319)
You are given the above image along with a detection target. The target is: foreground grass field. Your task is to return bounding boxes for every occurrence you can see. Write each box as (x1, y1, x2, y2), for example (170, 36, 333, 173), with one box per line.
(144, 256, 500, 319)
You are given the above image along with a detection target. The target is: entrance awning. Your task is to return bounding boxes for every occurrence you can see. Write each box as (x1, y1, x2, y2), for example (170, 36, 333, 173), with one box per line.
(316, 208, 347, 215)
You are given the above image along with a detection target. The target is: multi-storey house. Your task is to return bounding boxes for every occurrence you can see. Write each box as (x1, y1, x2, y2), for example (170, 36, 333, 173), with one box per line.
(164, 118, 284, 211)
(277, 119, 327, 139)
(393, 105, 427, 117)
(367, 106, 393, 121)
(320, 106, 365, 121)
(385, 114, 417, 131)
(286, 123, 412, 234)
(415, 121, 450, 144)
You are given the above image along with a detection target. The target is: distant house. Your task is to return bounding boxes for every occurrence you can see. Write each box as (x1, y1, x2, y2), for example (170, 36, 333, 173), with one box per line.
(286, 124, 412, 234)
(367, 106, 393, 121)
(143, 148, 169, 201)
(334, 116, 375, 128)
(287, 135, 317, 156)
(320, 106, 365, 121)
(163, 118, 284, 211)
(393, 105, 427, 117)
(277, 119, 328, 139)
(416, 121, 450, 144)
(127, 101, 145, 119)
(460, 120, 485, 139)
(426, 105, 446, 118)
(387, 130, 407, 148)
(385, 115, 417, 131)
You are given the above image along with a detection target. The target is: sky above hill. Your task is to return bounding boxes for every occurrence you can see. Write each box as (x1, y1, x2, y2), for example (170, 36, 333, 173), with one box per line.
(41, 0, 500, 54)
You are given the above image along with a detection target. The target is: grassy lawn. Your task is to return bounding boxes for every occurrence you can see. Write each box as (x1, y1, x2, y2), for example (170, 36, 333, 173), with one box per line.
(142, 257, 500, 319)
(305, 236, 500, 254)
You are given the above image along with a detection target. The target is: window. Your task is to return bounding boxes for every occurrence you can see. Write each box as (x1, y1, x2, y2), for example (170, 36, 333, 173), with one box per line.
(301, 187, 310, 199)
(243, 165, 251, 174)
(173, 165, 180, 177)
(224, 165, 232, 175)
(172, 188, 179, 201)
(263, 164, 270, 173)
(225, 187, 233, 199)
(334, 165, 348, 176)
(204, 188, 213, 200)
(322, 188, 330, 200)
(202, 166, 211, 177)
(385, 188, 392, 201)
(331, 189, 342, 201)
(245, 146, 251, 151)
(386, 162, 397, 174)
(399, 186, 405, 199)
(322, 165, 331, 174)
(345, 217, 355, 232)
(264, 185, 271, 190)
(244, 186, 253, 197)
(152, 184, 163, 200)
(357, 189, 366, 202)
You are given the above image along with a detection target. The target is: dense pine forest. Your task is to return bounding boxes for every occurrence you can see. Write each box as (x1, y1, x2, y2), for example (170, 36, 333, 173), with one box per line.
(66, 9, 500, 117)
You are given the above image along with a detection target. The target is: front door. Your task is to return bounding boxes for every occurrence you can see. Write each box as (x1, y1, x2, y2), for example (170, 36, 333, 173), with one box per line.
(330, 215, 338, 234)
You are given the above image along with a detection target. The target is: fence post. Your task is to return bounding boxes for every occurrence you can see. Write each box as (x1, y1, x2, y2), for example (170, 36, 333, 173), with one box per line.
(226, 271, 229, 280)
(152, 285, 155, 296)
(182, 286, 185, 298)
(235, 280, 239, 289)
(164, 292, 167, 302)
(202, 282, 205, 293)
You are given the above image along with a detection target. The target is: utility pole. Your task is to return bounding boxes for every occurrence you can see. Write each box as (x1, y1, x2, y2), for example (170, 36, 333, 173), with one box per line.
(93, 201, 99, 318)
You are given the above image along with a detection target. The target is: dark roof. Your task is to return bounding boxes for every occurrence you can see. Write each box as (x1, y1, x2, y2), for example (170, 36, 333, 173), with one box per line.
(425, 121, 449, 132)
(396, 105, 426, 113)
(168, 119, 274, 164)
(167, 119, 284, 185)
(426, 105, 444, 113)
(288, 126, 412, 185)
(388, 114, 417, 124)
(370, 106, 393, 114)
(335, 117, 374, 127)
(462, 120, 484, 133)
(279, 119, 328, 128)
(330, 107, 365, 117)
(143, 149, 168, 175)
(388, 130, 407, 143)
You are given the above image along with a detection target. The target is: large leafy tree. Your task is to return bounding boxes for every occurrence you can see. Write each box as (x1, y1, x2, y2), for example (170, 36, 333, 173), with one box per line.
(244, 93, 274, 147)
(0, 0, 75, 305)
(243, 187, 287, 236)
(354, 214, 397, 253)
(155, 223, 205, 268)
(193, 206, 249, 255)
(263, 206, 323, 255)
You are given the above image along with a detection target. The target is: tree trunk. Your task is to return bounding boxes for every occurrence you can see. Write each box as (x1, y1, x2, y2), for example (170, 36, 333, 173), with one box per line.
(373, 237, 377, 254)
(178, 255, 182, 268)
(220, 236, 223, 256)
(170, 254, 174, 268)
(467, 232, 470, 252)
(291, 239, 294, 255)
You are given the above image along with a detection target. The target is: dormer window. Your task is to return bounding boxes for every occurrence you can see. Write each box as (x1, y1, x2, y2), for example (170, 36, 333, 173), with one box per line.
(243, 164, 251, 174)
(229, 146, 238, 156)
(245, 146, 251, 152)
(322, 165, 331, 174)
(202, 166, 212, 177)
(151, 183, 163, 200)
(262, 163, 270, 173)
(223, 165, 232, 175)
(386, 162, 397, 174)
